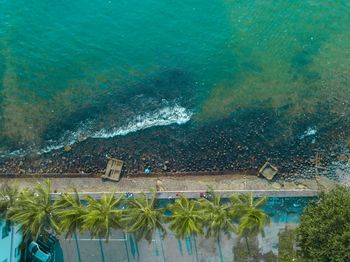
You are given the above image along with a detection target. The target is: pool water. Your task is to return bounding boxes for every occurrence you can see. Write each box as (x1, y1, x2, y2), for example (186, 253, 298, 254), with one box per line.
(57, 196, 315, 261)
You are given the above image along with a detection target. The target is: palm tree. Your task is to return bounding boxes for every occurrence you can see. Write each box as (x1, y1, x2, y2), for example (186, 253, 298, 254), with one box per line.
(0, 183, 19, 220)
(231, 193, 270, 260)
(7, 179, 60, 241)
(199, 190, 236, 239)
(80, 192, 124, 242)
(123, 192, 166, 243)
(199, 190, 237, 262)
(165, 194, 204, 239)
(0, 183, 20, 254)
(165, 194, 204, 262)
(230, 193, 268, 218)
(53, 188, 86, 238)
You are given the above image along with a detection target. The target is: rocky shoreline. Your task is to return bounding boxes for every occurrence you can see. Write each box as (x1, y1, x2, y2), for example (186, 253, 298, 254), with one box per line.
(1, 109, 349, 182)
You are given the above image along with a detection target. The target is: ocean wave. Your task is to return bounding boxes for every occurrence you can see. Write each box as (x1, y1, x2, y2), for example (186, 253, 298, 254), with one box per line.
(0, 104, 192, 158)
(41, 104, 192, 153)
(91, 104, 192, 138)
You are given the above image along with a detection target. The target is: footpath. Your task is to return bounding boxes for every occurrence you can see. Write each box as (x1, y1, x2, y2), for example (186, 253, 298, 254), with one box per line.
(0, 173, 338, 198)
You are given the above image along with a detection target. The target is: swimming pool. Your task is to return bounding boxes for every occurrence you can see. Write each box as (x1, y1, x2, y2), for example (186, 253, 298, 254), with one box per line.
(57, 196, 314, 262)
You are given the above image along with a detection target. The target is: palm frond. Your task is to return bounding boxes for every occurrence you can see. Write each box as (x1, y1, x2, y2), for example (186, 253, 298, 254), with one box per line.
(0, 184, 19, 220)
(199, 190, 237, 239)
(165, 195, 205, 239)
(123, 192, 165, 242)
(235, 194, 270, 238)
(8, 179, 59, 240)
(53, 188, 86, 238)
(81, 192, 124, 242)
(253, 196, 268, 209)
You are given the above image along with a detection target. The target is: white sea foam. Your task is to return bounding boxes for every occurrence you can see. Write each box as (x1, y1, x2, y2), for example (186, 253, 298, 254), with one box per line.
(39, 104, 192, 154)
(0, 104, 193, 158)
(91, 104, 192, 138)
(40, 120, 95, 154)
(0, 149, 27, 158)
(299, 127, 317, 139)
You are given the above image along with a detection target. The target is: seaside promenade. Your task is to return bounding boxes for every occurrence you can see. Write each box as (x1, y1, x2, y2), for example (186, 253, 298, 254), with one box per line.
(0, 173, 336, 198)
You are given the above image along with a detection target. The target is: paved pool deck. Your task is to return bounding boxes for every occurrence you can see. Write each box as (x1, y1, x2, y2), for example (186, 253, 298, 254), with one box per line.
(0, 173, 338, 198)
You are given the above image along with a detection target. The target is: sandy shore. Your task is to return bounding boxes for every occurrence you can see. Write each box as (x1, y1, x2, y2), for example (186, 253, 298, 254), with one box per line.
(0, 173, 337, 194)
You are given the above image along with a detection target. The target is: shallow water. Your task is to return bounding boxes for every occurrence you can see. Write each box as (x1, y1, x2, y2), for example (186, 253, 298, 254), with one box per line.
(0, 1, 349, 167)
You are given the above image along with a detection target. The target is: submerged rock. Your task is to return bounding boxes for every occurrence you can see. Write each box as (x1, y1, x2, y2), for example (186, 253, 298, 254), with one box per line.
(64, 145, 72, 152)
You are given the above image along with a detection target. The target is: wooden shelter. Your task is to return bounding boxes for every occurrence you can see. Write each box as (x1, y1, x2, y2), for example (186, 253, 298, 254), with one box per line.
(101, 158, 124, 182)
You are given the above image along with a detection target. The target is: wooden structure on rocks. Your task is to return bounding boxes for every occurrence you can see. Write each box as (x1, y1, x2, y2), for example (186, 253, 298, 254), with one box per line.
(101, 157, 124, 182)
(258, 161, 278, 180)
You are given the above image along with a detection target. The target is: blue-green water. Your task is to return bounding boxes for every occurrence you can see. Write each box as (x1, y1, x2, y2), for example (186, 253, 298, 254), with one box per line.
(0, 197, 313, 261)
(0, 1, 349, 161)
(60, 197, 315, 262)
(159, 196, 313, 223)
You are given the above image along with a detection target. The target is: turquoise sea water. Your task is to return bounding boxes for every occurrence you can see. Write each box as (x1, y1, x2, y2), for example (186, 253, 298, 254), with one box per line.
(0, 1, 349, 161)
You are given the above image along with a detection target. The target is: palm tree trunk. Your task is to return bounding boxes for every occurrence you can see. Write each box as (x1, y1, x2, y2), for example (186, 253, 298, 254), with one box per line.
(73, 232, 82, 262)
(245, 237, 251, 260)
(157, 228, 166, 262)
(177, 238, 184, 256)
(130, 234, 140, 262)
(10, 223, 14, 262)
(193, 234, 199, 262)
(124, 233, 130, 262)
(217, 237, 224, 262)
(99, 238, 105, 262)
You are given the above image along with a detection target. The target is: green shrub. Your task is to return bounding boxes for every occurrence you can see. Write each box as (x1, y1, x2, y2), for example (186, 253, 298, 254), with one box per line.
(297, 186, 350, 261)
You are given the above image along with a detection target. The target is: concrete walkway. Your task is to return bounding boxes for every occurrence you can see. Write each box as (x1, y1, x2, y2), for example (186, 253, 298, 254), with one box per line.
(0, 173, 337, 197)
